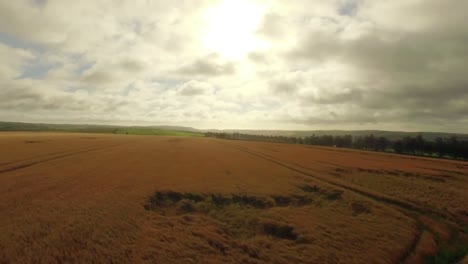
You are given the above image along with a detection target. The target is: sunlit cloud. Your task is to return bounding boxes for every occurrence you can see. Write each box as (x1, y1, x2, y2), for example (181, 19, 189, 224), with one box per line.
(202, 0, 268, 59)
(0, 0, 467, 132)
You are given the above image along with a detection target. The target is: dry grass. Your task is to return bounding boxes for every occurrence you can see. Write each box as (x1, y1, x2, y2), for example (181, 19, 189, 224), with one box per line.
(0, 133, 466, 263)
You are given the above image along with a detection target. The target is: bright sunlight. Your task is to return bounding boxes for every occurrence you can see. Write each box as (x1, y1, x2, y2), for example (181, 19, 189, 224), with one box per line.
(202, 0, 267, 59)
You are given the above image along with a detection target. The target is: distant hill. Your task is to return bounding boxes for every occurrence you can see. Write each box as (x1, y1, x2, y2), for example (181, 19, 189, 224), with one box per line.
(1, 121, 466, 141)
(0, 121, 198, 134)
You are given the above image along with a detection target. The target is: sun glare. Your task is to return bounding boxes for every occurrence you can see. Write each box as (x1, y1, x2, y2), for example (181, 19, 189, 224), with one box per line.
(202, 0, 267, 59)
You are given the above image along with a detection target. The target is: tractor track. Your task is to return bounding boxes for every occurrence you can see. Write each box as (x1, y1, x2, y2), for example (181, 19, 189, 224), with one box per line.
(0, 150, 77, 167)
(227, 143, 448, 217)
(0, 144, 123, 175)
(220, 141, 460, 263)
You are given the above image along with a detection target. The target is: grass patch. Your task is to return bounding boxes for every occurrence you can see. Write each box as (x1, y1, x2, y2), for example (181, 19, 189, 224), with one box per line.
(144, 191, 314, 241)
(261, 221, 298, 240)
(144, 187, 343, 213)
(298, 184, 343, 201)
(145, 191, 282, 211)
(424, 244, 467, 264)
(115, 128, 203, 137)
(144, 188, 346, 242)
(351, 202, 372, 216)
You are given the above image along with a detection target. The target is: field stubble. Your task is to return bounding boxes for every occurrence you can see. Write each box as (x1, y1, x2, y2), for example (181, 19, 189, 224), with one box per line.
(0, 133, 466, 263)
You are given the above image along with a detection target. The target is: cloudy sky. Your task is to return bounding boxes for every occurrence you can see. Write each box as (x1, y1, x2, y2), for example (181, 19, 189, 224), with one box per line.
(1, 0, 467, 132)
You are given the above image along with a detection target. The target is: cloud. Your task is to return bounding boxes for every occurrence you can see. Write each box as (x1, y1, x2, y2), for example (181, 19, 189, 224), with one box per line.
(175, 54, 236, 76)
(276, 0, 468, 130)
(177, 80, 214, 96)
(256, 13, 285, 40)
(30, 0, 48, 8)
(82, 70, 113, 85)
(304, 88, 363, 105)
(269, 71, 304, 95)
(338, 0, 359, 16)
(247, 51, 269, 64)
(120, 59, 145, 73)
(0, 0, 467, 132)
(80, 58, 148, 85)
(0, 43, 34, 79)
(270, 80, 298, 95)
(0, 81, 86, 112)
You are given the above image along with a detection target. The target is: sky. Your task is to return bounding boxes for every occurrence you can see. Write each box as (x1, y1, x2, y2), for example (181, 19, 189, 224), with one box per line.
(0, 0, 467, 132)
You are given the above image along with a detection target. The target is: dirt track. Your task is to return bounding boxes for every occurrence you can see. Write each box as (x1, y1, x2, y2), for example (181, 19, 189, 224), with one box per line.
(0, 133, 466, 263)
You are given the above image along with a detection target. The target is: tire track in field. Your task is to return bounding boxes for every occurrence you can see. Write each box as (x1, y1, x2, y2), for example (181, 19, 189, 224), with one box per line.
(0, 150, 76, 167)
(219, 142, 454, 263)
(0, 144, 122, 175)
(228, 143, 447, 217)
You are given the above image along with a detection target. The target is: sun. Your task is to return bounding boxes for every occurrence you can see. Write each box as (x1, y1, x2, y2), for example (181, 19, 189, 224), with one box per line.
(202, 0, 267, 59)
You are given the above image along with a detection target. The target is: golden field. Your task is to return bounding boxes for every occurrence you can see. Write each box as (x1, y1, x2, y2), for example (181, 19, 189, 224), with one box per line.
(0, 133, 466, 263)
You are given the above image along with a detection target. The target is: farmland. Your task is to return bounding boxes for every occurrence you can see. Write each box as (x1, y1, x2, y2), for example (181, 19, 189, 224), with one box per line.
(0, 132, 466, 263)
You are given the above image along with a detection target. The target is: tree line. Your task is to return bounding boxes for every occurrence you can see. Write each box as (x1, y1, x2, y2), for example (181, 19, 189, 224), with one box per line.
(204, 132, 468, 160)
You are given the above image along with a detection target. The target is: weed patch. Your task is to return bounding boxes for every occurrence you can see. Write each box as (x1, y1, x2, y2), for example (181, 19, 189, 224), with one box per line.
(24, 140, 43, 144)
(261, 221, 298, 240)
(144, 186, 345, 246)
(144, 188, 339, 242)
(424, 243, 467, 264)
(299, 184, 343, 201)
(145, 186, 343, 213)
(351, 202, 372, 216)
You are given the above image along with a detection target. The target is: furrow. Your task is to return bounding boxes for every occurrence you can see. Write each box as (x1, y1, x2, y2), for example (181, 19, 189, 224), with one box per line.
(221, 142, 442, 263)
(0, 145, 120, 175)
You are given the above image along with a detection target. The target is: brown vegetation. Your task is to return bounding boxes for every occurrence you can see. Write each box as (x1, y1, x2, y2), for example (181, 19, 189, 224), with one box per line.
(0, 132, 466, 263)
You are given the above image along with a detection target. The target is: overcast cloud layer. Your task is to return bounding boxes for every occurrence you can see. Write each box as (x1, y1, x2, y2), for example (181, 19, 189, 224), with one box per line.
(1, 0, 467, 132)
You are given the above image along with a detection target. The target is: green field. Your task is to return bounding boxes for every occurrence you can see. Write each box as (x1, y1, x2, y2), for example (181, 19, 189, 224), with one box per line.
(0, 121, 203, 137)
(114, 128, 204, 137)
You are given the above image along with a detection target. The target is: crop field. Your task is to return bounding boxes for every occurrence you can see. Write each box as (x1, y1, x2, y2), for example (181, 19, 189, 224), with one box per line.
(0, 133, 466, 263)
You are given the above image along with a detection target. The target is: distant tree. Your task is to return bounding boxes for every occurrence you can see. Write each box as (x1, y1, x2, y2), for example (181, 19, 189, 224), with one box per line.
(402, 136, 416, 154)
(460, 140, 468, 160)
(353, 136, 364, 149)
(343, 135, 353, 148)
(375, 137, 389, 151)
(449, 136, 459, 158)
(415, 134, 425, 155)
(434, 137, 446, 157)
(297, 137, 304, 144)
(334, 136, 343, 147)
(203, 131, 466, 160)
(393, 140, 404, 154)
(363, 134, 375, 150)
